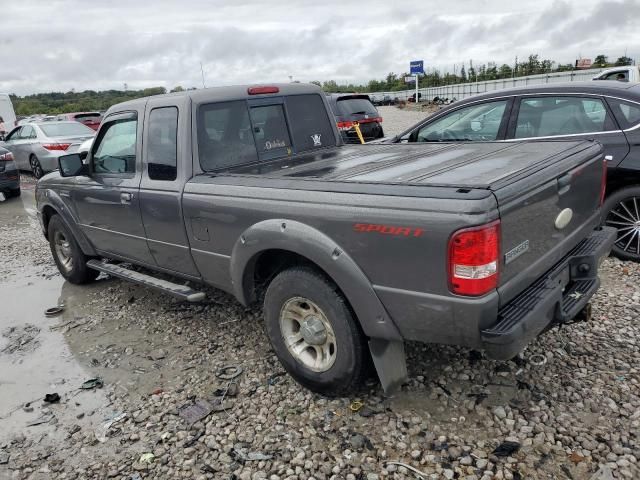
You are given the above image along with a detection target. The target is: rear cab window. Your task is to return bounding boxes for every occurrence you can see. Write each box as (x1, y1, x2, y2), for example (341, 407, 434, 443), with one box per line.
(197, 93, 336, 172)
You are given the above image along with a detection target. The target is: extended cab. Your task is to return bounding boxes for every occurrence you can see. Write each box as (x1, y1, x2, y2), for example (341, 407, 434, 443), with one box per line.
(36, 83, 616, 395)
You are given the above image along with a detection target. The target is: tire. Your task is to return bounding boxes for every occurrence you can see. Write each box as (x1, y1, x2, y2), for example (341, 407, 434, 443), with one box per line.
(30, 155, 44, 179)
(263, 266, 368, 396)
(9, 188, 21, 198)
(48, 214, 99, 284)
(602, 186, 640, 262)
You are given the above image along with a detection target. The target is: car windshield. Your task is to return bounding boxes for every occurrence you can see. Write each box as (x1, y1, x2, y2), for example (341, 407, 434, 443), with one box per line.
(39, 122, 95, 137)
(336, 98, 378, 116)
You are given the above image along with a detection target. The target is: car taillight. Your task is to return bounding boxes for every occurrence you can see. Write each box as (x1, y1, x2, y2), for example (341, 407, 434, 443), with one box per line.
(336, 121, 354, 131)
(448, 220, 500, 296)
(0, 152, 13, 161)
(43, 143, 71, 151)
(248, 86, 279, 95)
(600, 158, 607, 206)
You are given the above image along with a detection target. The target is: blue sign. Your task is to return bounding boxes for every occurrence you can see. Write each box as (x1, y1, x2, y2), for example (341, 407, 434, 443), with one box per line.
(410, 60, 424, 75)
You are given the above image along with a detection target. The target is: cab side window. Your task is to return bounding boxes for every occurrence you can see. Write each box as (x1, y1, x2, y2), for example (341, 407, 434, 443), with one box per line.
(515, 97, 616, 138)
(147, 107, 178, 181)
(92, 116, 137, 174)
(414, 100, 508, 142)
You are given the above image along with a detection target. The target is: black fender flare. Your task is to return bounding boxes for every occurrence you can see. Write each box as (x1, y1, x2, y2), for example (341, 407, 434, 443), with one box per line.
(39, 189, 97, 257)
(230, 219, 402, 341)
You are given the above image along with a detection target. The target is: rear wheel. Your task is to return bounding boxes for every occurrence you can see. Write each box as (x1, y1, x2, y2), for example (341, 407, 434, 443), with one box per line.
(603, 186, 640, 262)
(48, 215, 99, 284)
(263, 267, 367, 396)
(30, 155, 44, 179)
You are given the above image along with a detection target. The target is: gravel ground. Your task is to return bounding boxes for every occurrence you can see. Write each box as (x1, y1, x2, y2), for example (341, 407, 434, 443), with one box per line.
(1, 111, 639, 480)
(377, 106, 433, 138)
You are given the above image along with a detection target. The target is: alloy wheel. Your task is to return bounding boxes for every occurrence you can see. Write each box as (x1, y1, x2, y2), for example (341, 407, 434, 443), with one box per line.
(53, 230, 74, 273)
(605, 196, 640, 256)
(279, 297, 337, 372)
(30, 157, 43, 179)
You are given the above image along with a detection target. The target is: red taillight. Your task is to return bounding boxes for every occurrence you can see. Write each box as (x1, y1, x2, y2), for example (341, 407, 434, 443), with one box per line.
(43, 143, 71, 151)
(248, 86, 279, 95)
(0, 152, 13, 161)
(336, 121, 354, 131)
(448, 220, 500, 296)
(600, 158, 607, 206)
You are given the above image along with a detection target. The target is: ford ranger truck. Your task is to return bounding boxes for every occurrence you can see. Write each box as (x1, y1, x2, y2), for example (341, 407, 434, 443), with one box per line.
(36, 83, 616, 395)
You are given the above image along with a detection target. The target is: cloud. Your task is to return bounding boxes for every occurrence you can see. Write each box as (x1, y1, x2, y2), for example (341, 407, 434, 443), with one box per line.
(0, 0, 636, 96)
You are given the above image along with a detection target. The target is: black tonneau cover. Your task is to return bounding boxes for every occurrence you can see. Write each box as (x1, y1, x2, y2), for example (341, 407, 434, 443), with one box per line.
(224, 141, 602, 190)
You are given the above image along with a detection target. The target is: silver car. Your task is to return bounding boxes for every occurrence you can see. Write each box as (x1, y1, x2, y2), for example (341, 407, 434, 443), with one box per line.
(0, 122, 95, 178)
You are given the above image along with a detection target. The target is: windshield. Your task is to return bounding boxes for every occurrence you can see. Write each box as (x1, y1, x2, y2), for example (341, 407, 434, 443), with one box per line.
(40, 122, 95, 137)
(336, 97, 378, 116)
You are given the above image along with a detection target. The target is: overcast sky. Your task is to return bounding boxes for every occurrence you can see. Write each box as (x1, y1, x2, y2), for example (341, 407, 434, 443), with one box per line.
(1, 0, 638, 96)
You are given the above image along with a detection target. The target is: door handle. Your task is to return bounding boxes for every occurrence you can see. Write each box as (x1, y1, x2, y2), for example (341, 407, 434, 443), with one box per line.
(120, 192, 133, 204)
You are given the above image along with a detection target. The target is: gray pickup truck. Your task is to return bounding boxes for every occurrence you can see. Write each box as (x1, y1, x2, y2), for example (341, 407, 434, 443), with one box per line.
(36, 83, 616, 395)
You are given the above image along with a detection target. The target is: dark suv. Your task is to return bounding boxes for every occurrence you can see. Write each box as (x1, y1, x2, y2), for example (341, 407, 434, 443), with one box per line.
(326, 94, 383, 143)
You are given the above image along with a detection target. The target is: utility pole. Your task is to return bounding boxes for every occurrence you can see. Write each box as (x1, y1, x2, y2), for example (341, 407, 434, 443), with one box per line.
(200, 62, 206, 89)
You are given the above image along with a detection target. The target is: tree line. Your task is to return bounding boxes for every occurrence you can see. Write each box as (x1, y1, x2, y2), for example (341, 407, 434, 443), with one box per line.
(9, 53, 635, 114)
(317, 53, 635, 93)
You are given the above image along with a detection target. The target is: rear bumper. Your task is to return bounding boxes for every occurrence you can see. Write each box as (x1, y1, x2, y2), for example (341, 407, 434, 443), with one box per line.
(481, 227, 616, 360)
(0, 170, 20, 190)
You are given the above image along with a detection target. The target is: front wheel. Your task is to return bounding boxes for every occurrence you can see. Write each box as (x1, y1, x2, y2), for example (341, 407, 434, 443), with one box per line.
(603, 186, 640, 262)
(263, 267, 368, 396)
(48, 215, 99, 284)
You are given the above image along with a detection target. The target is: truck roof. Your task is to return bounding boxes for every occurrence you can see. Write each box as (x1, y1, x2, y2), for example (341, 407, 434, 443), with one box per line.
(107, 83, 324, 113)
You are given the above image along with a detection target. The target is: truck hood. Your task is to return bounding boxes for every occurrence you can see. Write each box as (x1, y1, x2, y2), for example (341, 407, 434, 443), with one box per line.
(226, 141, 600, 190)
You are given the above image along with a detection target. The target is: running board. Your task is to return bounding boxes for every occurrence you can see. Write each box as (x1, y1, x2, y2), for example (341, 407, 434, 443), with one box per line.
(86, 260, 205, 302)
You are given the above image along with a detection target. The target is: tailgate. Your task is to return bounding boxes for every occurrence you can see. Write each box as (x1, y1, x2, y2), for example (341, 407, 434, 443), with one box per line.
(493, 141, 605, 306)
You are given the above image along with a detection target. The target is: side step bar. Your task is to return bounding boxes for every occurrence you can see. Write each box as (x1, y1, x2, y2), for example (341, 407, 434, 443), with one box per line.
(86, 260, 205, 302)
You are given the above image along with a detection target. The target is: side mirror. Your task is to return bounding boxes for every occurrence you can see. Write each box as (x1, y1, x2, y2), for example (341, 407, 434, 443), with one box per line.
(59, 154, 88, 177)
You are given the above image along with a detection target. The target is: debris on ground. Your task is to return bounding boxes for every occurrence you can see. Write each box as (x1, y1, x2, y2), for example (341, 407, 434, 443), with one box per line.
(232, 448, 274, 462)
(139, 453, 155, 464)
(385, 461, 429, 479)
(492, 440, 521, 457)
(44, 306, 64, 317)
(80, 377, 104, 390)
(95, 412, 127, 442)
(43, 393, 60, 403)
(0, 452, 9, 464)
(178, 399, 215, 424)
(216, 364, 243, 380)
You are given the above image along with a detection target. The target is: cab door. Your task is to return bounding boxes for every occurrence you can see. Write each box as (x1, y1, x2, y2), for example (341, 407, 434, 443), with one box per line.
(138, 96, 200, 278)
(72, 108, 155, 265)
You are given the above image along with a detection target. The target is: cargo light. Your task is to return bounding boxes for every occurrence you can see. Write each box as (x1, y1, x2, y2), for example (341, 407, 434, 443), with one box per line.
(248, 86, 280, 95)
(448, 220, 500, 296)
(43, 143, 71, 151)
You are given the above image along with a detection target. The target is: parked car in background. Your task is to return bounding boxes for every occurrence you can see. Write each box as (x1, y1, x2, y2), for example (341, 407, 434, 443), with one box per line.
(0, 121, 95, 178)
(593, 66, 640, 82)
(0, 146, 20, 198)
(56, 112, 102, 131)
(326, 93, 383, 143)
(386, 81, 640, 262)
(0, 94, 17, 139)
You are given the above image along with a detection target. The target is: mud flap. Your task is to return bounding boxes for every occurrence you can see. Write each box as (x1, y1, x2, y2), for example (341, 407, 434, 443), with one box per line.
(368, 339, 407, 395)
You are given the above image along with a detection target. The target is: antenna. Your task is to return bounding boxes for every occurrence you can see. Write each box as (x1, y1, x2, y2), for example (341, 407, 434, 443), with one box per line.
(200, 62, 206, 89)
